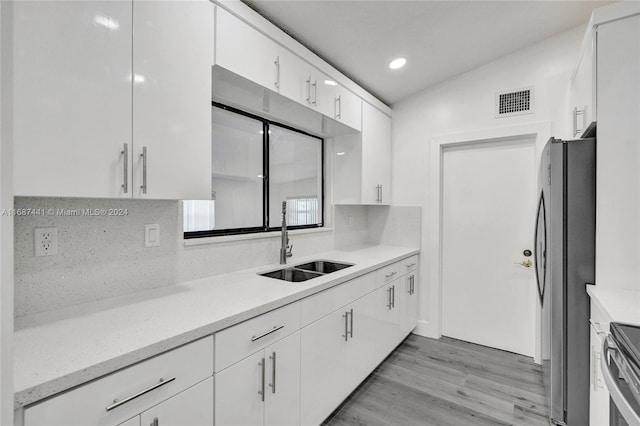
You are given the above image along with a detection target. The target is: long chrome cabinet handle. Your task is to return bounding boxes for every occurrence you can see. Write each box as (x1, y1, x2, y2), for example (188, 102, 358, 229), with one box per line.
(342, 311, 349, 341)
(306, 78, 311, 103)
(406, 263, 417, 268)
(385, 271, 397, 278)
(151, 417, 158, 426)
(391, 285, 395, 308)
(251, 325, 284, 342)
(387, 287, 392, 310)
(274, 56, 280, 90)
(601, 336, 640, 425)
(121, 143, 128, 194)
(349, 308, 354, 338)
(140, 146, 147, 194)
(106, 377, 176, 411)
(258, 358, 265, 401)
(269, 352, 276, 393)
(335, 95, 342, 119)
(312, 80, 318, 105)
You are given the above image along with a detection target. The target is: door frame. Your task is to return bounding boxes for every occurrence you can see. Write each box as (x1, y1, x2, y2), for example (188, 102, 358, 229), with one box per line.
(421, 122, 551, 364)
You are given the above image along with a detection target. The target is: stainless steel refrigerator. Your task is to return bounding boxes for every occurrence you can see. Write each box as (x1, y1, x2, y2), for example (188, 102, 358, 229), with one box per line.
(534, 129, 595, 426)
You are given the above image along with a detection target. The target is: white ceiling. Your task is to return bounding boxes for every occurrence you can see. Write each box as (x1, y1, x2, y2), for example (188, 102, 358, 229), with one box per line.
(243, 0, 614, 106)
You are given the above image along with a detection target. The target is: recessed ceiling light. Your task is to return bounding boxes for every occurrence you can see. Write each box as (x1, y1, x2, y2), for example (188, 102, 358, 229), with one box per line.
(389, 58, 406, 70)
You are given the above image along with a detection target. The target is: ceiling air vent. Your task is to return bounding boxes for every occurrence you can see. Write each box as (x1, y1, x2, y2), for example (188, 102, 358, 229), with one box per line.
(495, 87, 534, 117)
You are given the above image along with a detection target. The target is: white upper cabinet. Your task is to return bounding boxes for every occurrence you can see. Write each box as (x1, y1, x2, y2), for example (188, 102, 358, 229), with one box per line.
(569, 31, 595, 138)
(277, 47, 310, 103)
(132, 1, 213, 200)
(13, 1, 133, 198)
(334, 85, 362, 132)
(13, 0, 213, 199)
(215, 7, 279, 92)
(333, 102, 392, 205)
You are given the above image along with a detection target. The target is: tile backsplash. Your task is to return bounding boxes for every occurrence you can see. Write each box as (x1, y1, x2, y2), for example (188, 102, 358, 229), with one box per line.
(14, 197, 420, 317)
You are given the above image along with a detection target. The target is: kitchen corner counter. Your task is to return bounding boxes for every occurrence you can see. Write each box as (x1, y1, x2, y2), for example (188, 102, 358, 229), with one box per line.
(587, 285, 640, 325)
(13, 244, 419, 408)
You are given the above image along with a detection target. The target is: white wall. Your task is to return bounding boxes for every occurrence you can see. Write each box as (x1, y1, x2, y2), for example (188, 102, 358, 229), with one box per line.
(0, 1, 14, 423)
(391, 25, 585, 339)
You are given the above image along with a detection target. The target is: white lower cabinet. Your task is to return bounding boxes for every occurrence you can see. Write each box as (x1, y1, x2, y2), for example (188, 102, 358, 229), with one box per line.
(215, 331, 301, 426)
(400, 269, 419, 335)
(374, 281, 402, 361)
(589, 302, 611, 425)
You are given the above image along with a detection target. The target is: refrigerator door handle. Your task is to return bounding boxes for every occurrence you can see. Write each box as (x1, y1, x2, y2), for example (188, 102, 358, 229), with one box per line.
(534, 192, 547, 304)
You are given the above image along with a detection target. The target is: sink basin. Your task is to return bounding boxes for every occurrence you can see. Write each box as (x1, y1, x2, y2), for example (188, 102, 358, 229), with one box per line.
(259, 260, 354, 282)
(294, 260, 354, 274)
(259, 268, 324, 282)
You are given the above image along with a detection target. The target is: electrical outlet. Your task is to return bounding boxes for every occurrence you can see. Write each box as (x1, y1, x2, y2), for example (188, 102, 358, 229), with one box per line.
(34, 227, 58, 257)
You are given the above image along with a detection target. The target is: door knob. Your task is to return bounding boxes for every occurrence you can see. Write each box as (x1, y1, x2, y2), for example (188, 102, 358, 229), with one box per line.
(523, 249, 532, 257)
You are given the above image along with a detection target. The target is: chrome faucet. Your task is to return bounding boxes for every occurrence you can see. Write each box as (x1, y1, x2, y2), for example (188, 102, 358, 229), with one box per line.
(280, 201, 293, 264)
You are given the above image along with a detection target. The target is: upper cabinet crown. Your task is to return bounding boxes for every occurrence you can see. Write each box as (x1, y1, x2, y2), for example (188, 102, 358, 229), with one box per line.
(13, 0, 213, 199)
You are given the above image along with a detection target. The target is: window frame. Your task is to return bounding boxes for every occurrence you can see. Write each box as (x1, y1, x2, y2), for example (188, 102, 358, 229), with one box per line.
(184, 102, 325, 239)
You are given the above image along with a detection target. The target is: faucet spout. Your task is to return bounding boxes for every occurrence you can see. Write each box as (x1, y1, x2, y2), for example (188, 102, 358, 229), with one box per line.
(280, 201, 293, 264)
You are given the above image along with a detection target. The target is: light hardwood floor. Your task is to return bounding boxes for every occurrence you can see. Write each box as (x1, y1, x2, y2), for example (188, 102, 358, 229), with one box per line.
(323, 334, 549, 426)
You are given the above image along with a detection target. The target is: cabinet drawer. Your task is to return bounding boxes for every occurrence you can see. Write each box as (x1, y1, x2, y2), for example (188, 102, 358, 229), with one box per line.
(401, 255, 418, 274)
(215, 302, 300, 372)
(377, 262, 401, 287)
(301, 274, 376, 327)
(24, 336, 214, 426)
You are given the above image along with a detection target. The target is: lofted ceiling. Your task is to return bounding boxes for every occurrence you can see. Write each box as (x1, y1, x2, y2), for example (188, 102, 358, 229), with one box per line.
(242, 0, 614, 106)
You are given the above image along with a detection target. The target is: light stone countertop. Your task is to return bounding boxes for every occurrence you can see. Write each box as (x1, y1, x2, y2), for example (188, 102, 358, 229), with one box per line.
(13, 244, 419, 408)
(587, 285, 640, 325)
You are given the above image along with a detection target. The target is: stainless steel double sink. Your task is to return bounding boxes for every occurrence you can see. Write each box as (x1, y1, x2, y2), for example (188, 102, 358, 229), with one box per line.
(259, 260, 354, 282)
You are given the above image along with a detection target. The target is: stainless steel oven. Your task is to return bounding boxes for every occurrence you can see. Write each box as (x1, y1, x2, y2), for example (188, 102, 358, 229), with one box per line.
(602, 323, 640, 425)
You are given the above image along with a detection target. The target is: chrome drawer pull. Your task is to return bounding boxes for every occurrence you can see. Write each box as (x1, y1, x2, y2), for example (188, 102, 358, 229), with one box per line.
(406, 263, 416, 268)
(106, 377, 176, 411)
(251, 325, 285, 342)
(385, 271, 397, 278)
(121, 143, 128, 193)
(258, 358, 265, 401)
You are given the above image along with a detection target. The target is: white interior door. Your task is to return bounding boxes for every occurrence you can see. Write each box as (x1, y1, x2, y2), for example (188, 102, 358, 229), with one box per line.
(442, 137, 536, 357)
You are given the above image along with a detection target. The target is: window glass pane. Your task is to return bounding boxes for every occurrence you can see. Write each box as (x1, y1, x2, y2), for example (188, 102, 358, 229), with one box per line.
(268, 125, 322, 228)
(183, 107, 263, 233)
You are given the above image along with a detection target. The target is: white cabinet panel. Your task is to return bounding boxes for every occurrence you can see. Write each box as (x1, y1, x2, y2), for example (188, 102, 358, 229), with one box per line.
(215, 351, 264, 426)
(569, 34, 595, 138)
(264, 333, 301, 426)
(132, 0, 212, 200)
(140, 377, 213, 426)
(215, 331, 300, 426)
(300, 309, 346, 426)
(215, 7, 278, 92)
(374, 282, 402, 362)
(334, 85, 362, 132)
(277, 47, 310, 107)
(400, 270, 419, 335)
(309, 68, 336, 118)
(333, 102, 391, 205)
(344, 292, 378, 393)
(13, 1, 133, 198)
(361, 102, 392, 205)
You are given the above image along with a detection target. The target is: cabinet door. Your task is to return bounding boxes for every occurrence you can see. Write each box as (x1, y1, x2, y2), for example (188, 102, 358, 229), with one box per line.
(400, 271, 419, 335)
(264, 332, 301, 426)
(334, 85, 362, 131)
(216, 7, 278, 91)
(373, 282, 401, 362)
(140, 377, 213, 426)
(309, 68, 336, 118)
(277, 47, 310, 107)
(300, 310, 346, 426)
(361, 103, 391, 204)
(344, 291, 378, 393)
(569, 33, 595, 138)
(215, 351, 264, 426)
(132, 0, 212, 200)
(13, 0, 132, 198)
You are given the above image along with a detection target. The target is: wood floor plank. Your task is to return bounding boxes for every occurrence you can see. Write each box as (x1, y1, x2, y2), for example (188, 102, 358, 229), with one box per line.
(322, 334, 549, 426)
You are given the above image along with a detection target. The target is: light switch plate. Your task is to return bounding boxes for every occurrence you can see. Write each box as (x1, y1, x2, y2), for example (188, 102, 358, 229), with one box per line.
(145, 224, 160, 247)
